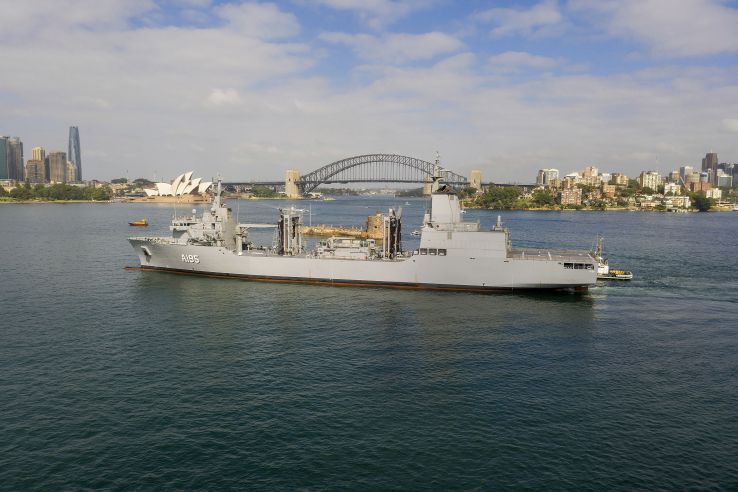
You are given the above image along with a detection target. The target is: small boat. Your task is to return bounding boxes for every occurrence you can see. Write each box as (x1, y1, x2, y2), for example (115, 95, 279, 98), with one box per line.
(411, 229, 421, 237)
(594, 236, 633, 280)
(129, 219, 149, 227)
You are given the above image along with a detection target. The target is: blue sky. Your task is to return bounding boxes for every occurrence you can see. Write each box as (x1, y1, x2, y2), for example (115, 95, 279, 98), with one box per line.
(2, 0, 738, 182)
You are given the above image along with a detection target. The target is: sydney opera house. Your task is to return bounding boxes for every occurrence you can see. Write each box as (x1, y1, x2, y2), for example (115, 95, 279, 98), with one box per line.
(141, 171, 213, 201)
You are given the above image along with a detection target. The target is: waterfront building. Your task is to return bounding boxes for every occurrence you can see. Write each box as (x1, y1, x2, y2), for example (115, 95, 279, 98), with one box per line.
(25, 159, 46, 183)
(68, 126, 82, 181)
(706, 188, 722, 200)
(665, 196, 690, 209)
(48, 151, 67, 183)
(559, 187, 582, 206)
(31, 146, 45, 161)
(638, 171, 661, 190)
(66, 161, 77, 183)
(663, 182, 681, 195)
(611, 173, 628, 186)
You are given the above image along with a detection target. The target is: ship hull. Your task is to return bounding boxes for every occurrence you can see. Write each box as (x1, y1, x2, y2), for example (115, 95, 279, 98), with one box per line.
(129, 239, 596, 291)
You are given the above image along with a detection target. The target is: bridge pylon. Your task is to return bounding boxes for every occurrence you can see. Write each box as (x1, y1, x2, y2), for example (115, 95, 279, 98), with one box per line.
(285, 169, 301, 198)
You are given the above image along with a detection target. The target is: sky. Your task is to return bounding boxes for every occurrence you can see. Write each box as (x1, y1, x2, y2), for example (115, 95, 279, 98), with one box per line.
(2, 0, 738, 183)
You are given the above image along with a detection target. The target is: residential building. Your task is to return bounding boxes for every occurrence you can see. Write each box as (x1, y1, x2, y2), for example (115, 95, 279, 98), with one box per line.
(611, 173, 628, 186)
(25, 159, 46, 183)
(68, 126, 82, 181)
(48, 151, 67, 183)
(0, 136, 7, 180)
(601, 183, 617, 198)
(0, 136, 24, 181)
(665, 196, 690, 209)
(706, 188, 722, 200)
(716, 171, 733, 188)
(559, 187, 582, 206)
(679, 166, 693, 181)
(688, 181, 711, 193)
(638, 171, 661, 190)
(663, 182, 681, 195)
(31, 146, 45, 161)
(668, 170, 680, 183)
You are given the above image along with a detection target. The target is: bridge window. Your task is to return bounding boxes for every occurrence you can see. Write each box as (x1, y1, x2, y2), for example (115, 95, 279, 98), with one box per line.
(564, 263, 573, 269)
(438, 249, 447, 256)
(420, 248, 428, 255)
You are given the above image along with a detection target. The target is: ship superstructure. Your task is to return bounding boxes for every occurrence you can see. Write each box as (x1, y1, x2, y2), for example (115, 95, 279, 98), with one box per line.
(129, 164, 597, 292)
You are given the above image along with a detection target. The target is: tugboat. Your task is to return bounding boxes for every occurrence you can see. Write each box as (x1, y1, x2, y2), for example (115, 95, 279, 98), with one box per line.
(128, 219, 149, 227)
(595, 236, 633, 280)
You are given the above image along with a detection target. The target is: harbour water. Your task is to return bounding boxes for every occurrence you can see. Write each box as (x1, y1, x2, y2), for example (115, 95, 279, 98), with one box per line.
(1, 198, 737, 489)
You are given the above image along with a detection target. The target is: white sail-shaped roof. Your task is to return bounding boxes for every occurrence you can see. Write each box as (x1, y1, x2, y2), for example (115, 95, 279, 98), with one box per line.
(184, 171, 193, 182)
(175, 179, 189, 195)
(171, 173, 185, 194)
(156, 182, 173, 195)
(198, 181, 212, 193)
(144, 188, 158, 197)
(183, 177, 201, 195)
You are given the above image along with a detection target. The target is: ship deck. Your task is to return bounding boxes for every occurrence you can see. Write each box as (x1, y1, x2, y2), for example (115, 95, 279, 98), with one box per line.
(508, 249, 595, 263)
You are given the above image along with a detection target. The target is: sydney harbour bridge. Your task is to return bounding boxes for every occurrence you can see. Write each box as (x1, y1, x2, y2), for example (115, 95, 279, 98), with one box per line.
(223, 153, 490, 196)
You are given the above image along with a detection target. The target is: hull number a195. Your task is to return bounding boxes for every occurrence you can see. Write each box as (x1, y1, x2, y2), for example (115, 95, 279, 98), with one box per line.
(182, 254, 200, 264)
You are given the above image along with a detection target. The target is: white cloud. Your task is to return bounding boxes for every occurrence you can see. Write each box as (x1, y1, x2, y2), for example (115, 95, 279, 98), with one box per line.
(216, 2, 300, 39)
(314, 0, 431, 29)
(205, 88, 242, 107)
(489, 51, 558, 72)
(723, 118, 738, 133)
(320, 31, 463, 64)
(477, 0, 563, 38)
(569, 0, 738, 57)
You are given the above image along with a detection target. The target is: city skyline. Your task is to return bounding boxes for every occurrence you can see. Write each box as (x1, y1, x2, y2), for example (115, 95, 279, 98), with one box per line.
(2, 1, 738, 181)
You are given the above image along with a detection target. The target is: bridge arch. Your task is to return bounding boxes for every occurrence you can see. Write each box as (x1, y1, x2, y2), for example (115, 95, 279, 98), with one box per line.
(299, 153, 468, 194)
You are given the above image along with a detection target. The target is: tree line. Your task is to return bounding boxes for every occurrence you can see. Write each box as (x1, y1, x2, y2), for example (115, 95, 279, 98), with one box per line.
(0, 183, 112, 201)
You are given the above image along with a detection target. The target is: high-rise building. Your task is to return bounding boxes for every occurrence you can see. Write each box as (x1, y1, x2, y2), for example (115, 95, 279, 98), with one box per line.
(702, 152, 718, 184)
(0, 136, 8, 180)
(68, 126, 81, 181)
(32, 146, 45, 161)
(536, 168, 559, 187)
(66, 161, 77, 183)
(638, 171, 661, 190)
(48, 151, 67, 183)
(1, 136, 24, 180)
(25, 159, 47, 183)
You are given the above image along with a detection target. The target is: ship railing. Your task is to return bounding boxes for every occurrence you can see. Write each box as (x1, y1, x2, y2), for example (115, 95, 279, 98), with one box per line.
(508, 249, 596, 263)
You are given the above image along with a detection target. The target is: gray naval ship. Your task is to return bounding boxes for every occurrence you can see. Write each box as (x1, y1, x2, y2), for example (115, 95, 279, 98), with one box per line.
(129, 167, 597, 292)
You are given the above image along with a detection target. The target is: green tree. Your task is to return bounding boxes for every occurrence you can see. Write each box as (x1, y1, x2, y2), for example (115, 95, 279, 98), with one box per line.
(532, 188, 556, 206)
(690, 192, 713, 212)
(251, 185, 279, 198)
(477, 186, 522, 209)
(0, 185, 6, 197)
(133, 178, 154, 186)
(111, 178, 128, 184)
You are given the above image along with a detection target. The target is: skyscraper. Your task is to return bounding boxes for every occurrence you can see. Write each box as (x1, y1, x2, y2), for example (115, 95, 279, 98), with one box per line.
(0, 136, 8, 180)
(0, 136, 24, 180)
(8, 137, 24, 180)
(68, 126, 81, 181)
(32, 146, 45, 161)
(702, 152, 718, 176)
(48, 151, 67, 183)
